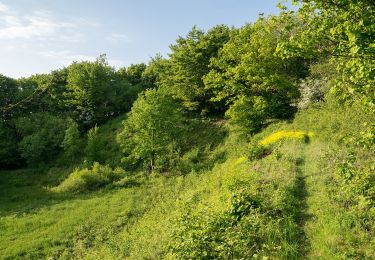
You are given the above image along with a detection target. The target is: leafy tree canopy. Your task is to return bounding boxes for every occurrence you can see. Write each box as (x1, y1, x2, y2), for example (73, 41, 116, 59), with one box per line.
(158, 25, 232, 115)
(205, 15, 306, 133)
(279, 0, 375, 104)
(117, 88, 185, 172)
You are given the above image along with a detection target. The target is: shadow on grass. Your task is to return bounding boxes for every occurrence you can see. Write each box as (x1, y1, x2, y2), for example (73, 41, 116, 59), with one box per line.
(0, 168, 139, 217)
(293, 157, 313, 258)
(0, 169, 77, 217)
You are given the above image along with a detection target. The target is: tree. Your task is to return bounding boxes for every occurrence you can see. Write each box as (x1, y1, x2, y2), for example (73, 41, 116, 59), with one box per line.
(15, 112, 67, 165)
(84, 125, 102, 163)
(159, 25, 232, 115)
(141, 54, 171, 90)
(0, 74, 19, 121)
(204, 15, 304, 133)
(62, 119, 82, 161)
(45, 68, 69, 113)
(279, 0, 375, 104)
(66, 55, 133, 128)
(117, 89, 185, 172)
(0, 73, 64, 121)
(0, 121, 21, 169)
(117, 63, 151, 108)
(225, 96, 268, 134)
(118, 63, 147, 86)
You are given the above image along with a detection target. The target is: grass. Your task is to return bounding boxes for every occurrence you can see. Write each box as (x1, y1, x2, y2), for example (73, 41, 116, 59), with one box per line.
(0, 101, 374, 259)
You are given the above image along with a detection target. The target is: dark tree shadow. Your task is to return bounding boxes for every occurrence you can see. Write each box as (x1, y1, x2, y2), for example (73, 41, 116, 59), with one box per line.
(292, 157, 313, 258)
(0, 168, 137, 217)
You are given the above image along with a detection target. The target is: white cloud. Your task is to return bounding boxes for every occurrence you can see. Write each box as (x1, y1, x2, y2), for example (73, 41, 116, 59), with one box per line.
(39, 50, 125, 68)
(105, 33, 130, 43)
(0, 3, 126, 78)
(0, 2, 9, 12)
(39, 50, 96, 63)
(0, 11, 75, 40)
(108, 58, 125, 68)
(0, 5, 94, 41)
(3, 15, 21, 26)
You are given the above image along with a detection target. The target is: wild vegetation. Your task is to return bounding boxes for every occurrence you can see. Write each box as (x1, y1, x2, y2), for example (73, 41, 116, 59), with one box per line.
(0, 0, 374, 259)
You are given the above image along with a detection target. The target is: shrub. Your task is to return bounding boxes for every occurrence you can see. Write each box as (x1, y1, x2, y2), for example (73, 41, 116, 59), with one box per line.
(298, 78, 326, 109)
(225, 96, 268, 134)
(168, 190, 282, 259)
(52, 163, 126, 193)
(168, 152, 303, 259)
(297, 62, 335, 109)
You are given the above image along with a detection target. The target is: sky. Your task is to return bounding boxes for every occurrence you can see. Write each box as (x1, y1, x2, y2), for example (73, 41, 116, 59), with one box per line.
(0, 0, 295, 78)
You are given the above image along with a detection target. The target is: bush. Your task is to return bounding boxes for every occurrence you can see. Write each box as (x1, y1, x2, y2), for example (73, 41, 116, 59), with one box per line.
(297, 62, 335, 109)
(225, 96, 268, 135)
(168, 190, 284, 259)
(168, 149, 303, 259)
(52, 163, 126, 193)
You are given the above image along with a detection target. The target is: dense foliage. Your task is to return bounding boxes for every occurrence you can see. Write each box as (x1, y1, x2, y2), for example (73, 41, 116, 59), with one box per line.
(205, 15, 307, 133)
(0, 1, 374, 258)
(15, 112, 67, 165)
(159, 25, 231, 115)
(117, 89, 185, 172)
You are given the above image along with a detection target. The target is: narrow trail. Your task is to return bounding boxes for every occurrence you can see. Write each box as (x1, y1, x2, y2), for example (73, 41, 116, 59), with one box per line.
(292, 155, 310, 258)
(294, 142, 341, 259)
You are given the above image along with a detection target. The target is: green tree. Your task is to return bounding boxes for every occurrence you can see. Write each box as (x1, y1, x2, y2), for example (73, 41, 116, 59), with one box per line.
(159, 25, 231, 115)
(0, 74, 19, 121)
(66, 55, 133, 128)
(0, 122, 21, 169)
(118, 63, 147, 86)
(45, 68, 69, 113)
(62, 119, 82, 161)
(205, 16, 304, 133)
(15, 112, 67, 165)
(84, 125, 102, 163)
(279, 0, 375, 104)
(16, 74, 54, 115)
(225, 96, 268, 134)
(117, 89, 185, 172)
(142, 54, 171, 90)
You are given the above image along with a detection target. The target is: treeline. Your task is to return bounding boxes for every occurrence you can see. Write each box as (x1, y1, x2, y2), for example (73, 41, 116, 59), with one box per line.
(0, 0, 373, 171)
(0, 56, 152, 168)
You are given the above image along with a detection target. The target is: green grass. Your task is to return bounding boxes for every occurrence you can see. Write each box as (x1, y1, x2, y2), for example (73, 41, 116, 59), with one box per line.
(0, 101, 374, 259)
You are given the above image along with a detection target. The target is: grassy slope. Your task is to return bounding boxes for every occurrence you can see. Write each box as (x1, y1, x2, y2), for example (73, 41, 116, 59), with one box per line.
(0, 102, 374, 259)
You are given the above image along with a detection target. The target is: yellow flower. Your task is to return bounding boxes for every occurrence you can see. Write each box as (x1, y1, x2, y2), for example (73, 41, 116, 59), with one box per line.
(259, 131, 314, 146)
(235, 156, 247, 165)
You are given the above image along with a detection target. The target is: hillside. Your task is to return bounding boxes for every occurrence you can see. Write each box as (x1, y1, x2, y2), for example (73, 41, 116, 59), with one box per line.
(1, 0, 374, 259)
(1, 101, 374, 259)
